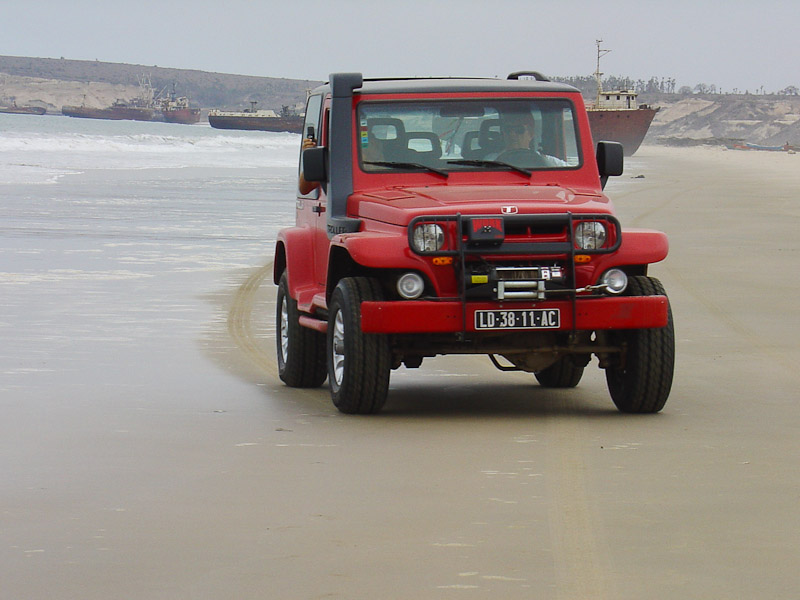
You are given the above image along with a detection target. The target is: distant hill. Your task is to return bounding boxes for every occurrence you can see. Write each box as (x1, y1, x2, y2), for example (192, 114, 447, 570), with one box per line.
(0, 55, 321, 113)
(641, 93, 800, 146)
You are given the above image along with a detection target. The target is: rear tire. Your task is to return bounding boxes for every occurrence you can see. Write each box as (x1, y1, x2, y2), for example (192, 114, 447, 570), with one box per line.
(605, 276, 674, 413)
(276, 272, 327, 388)
(535, 356, 585, 388)
(327, 277, 391, 414)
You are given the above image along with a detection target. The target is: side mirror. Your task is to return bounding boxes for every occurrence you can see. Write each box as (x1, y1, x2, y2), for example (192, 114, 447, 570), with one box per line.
(596, 141, 624, 190)
(303, 146, 328, 183)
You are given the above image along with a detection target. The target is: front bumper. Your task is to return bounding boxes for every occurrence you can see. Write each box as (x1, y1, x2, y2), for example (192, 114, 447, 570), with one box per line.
(360, 296, 668, 334)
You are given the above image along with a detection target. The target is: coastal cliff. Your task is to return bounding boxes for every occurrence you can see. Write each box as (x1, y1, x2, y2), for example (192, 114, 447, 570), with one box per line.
(0, 55, 319, 115)
(642, 93, 800, 146)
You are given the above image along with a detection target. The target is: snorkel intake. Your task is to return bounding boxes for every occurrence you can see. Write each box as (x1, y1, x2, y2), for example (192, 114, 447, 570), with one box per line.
(327, 72, 363, 237)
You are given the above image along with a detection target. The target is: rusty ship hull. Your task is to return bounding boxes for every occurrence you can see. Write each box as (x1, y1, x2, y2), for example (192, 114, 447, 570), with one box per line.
(61, 105, 156, 122)
(208, 114, 303, 133)
(159, 90, 202, 125)
(0, 105, 46, 115)
(162, 108, 201, 124)
(586, 106, 659, 156)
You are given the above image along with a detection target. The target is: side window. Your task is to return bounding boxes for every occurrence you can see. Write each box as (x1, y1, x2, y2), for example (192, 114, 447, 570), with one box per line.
(298, 94, 323, 196)
(303, 94, 322, 143)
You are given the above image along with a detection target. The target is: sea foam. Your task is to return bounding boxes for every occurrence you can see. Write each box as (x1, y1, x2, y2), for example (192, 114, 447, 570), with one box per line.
(0, 115, 299, 184)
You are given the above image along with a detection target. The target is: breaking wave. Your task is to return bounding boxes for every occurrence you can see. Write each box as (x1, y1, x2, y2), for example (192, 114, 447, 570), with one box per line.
(0, 115, 300, 183)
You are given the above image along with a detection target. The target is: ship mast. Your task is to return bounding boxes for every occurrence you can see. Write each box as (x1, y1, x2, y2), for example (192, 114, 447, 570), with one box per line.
(594, 39, 611, 105)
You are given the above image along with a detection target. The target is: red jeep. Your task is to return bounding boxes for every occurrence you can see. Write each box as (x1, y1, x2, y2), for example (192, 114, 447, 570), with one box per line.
(274, 72, 674, 414)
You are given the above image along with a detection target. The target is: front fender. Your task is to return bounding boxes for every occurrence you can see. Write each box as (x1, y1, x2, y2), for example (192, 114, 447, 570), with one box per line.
(575, 228, 668, 286)
(616, 229, 669, 264)
(330, 231, 458, 298)
(332, 231, 412, 268)
(274, 227, 315, 296)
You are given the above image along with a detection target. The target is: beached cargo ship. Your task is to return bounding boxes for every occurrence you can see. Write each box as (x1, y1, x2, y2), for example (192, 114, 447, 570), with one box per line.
(62, 75, 158, 122)
(62, 99, 156, 121)
(208, 102, 303, 133)
(0, 103, 46, 115)
(160, 94, 201, 124)
(586, 96, 658, 156)
(586, 41, 658, 156)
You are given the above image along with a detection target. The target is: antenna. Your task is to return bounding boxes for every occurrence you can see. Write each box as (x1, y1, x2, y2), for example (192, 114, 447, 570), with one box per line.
(595, 39, 612, 102)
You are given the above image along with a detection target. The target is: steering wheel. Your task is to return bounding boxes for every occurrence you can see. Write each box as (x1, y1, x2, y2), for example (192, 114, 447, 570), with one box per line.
(496, 148, 547, 167)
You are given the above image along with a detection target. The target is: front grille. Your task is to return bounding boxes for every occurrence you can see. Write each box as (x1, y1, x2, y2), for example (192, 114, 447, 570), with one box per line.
(495, 265, 563, 281)
(408, 212, 620, 304)
(466, 263, 568, 301)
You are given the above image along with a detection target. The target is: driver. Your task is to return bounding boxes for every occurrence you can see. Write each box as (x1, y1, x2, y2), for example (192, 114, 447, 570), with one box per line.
(490, 112, 567, 167)
(502, 113, 537, 153)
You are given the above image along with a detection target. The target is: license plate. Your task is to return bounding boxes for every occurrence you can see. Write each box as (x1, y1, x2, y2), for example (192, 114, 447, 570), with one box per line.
(474, 308, 560, 330)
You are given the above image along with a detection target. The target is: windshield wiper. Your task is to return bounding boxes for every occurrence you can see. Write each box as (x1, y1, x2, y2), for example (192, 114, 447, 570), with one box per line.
(446, 159, 531, 176)
(364, 161, 449, 178)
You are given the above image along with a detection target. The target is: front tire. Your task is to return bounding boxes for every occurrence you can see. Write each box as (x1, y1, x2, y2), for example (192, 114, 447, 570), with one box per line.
(605, 276, 675, 413)
(327, 277, 391, 414)
(276, 272, 327, 388)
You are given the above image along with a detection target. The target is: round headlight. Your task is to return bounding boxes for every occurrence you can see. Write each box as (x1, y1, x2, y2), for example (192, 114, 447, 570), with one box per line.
(600, 268, 628, 294)
(412, 223, 444, 253)
(575, 221, 607, 250)
(397, 272, 425, 299)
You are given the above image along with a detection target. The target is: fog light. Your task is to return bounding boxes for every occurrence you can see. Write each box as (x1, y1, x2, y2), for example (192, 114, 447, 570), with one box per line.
(600, 268, 627, 294)
(397, 272, 425, 299)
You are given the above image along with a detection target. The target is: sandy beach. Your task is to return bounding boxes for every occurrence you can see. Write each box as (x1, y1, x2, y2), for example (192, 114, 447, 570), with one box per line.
(1, 142, 798, 599)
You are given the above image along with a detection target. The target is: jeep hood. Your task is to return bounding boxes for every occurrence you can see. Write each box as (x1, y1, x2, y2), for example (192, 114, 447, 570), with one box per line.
(350, 185, 612, 226)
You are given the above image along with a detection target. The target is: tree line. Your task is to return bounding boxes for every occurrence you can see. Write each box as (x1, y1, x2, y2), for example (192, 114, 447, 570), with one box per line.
(553, 74, 799, 97)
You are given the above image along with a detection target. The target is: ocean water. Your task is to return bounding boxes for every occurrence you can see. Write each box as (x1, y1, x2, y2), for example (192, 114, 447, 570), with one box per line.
(0, 113, 300, 182)
(0, 113, 300, 396)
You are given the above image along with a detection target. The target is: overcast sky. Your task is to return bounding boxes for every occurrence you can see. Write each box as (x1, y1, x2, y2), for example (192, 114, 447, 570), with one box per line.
(3, 0, 797, 93)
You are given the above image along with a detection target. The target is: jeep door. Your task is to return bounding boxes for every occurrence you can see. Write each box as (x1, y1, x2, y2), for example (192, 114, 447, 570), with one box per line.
(296, 94, 329, 287)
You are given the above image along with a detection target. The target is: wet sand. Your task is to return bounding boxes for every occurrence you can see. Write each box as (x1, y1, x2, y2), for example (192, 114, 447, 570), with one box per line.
(2, 146, 799, 598)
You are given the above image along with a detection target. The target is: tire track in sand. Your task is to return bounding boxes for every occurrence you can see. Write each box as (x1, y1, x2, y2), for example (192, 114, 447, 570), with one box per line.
(546, 401, 615, 600)
(226, 262, 330, 411)
(226, 261, 279, 377)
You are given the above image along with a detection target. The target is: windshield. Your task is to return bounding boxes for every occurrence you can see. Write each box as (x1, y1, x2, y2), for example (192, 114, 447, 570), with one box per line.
(357, 99, 581, 174)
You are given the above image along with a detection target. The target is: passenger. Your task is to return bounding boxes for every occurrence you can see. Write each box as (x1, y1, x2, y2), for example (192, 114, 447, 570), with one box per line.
(361, 132, 386, 164)
(298, 136, 319, 195)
